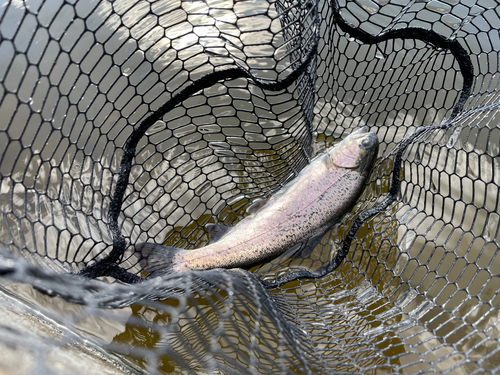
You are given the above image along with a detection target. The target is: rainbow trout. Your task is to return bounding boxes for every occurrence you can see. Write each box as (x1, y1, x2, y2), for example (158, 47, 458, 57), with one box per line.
(138, 127, 378, 274)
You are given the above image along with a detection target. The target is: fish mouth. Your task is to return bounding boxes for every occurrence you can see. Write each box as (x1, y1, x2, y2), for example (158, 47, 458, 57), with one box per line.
(355, 132, 379, 173)
(352, 126, 369, 135)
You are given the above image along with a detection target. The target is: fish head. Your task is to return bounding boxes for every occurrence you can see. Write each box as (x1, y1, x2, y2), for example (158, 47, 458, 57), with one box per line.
(328, 126, 379, 173)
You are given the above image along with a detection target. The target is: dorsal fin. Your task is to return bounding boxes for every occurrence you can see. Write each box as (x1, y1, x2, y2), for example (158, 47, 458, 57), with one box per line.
(246, 198, 270, 215)
(206, 223, 231, 244)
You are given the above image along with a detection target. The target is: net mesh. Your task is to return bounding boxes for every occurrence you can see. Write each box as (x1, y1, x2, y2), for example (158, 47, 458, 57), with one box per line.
(0, 0, 499, 373)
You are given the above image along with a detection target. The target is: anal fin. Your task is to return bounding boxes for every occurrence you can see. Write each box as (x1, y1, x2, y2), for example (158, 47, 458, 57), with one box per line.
(289, 231, 327, 259)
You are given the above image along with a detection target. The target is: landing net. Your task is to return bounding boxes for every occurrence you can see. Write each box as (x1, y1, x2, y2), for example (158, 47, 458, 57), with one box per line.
(0, 0, 498, 373)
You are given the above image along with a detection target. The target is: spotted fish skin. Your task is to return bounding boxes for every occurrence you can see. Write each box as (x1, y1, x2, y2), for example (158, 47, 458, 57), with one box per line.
(138, 127, 379, 274)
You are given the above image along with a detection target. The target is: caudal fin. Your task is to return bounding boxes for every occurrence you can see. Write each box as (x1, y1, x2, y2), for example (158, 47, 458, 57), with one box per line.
(137, 243, 180, 275)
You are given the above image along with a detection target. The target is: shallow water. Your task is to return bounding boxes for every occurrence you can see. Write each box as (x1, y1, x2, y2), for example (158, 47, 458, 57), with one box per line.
(0, 0, 499, 373)
(1, 122, 499, 374)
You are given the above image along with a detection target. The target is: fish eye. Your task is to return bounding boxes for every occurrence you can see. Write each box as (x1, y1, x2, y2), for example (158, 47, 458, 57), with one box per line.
(361, 138, 372, 148)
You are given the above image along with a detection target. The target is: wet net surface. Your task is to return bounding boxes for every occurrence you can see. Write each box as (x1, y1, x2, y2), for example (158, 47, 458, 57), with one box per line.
(0, 0, 499, 373)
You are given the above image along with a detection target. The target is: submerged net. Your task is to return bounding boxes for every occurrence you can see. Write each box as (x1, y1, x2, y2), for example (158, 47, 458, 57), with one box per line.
(0, 0, 499, 373)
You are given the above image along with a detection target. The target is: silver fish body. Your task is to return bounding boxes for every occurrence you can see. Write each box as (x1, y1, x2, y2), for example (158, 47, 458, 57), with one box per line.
(138, 127, 379, 274)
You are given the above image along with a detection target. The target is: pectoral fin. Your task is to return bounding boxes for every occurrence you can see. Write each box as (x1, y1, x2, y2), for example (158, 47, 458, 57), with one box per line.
(246, 198, 270, 214)
(320, 152, 333, 168)
(206, 223, 231, 244)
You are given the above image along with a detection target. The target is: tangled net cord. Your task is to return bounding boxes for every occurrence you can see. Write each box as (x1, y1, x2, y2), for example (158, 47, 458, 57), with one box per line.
(74, 0, 474, 290)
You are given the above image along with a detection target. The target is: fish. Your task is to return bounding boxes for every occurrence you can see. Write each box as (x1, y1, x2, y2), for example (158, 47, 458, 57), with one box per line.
(137, 126, 379, 274)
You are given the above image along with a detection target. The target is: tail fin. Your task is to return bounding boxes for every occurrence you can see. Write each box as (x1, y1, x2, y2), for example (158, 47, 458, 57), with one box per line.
(137, 243, 180, 274)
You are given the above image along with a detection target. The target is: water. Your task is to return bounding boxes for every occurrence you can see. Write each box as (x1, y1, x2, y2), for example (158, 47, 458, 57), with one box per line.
(0, 0, 499, 373)
(2, 123, 498, 373)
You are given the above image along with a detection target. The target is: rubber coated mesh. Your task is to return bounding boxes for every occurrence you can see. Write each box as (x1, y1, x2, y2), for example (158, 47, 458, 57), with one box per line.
(0, 0, 499, 373)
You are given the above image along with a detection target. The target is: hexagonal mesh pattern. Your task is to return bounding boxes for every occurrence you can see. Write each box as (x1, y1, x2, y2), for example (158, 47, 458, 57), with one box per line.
(0, 0, 499, 373)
